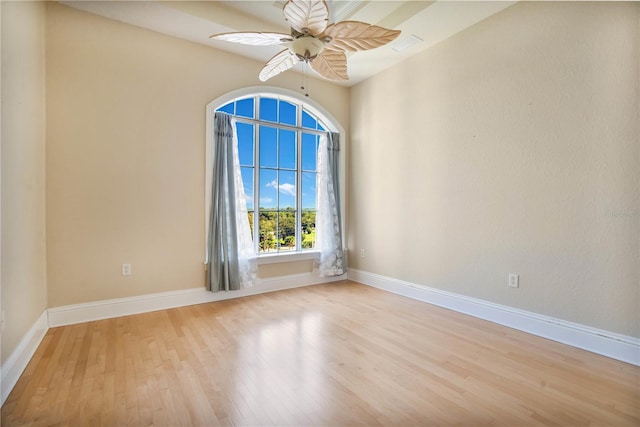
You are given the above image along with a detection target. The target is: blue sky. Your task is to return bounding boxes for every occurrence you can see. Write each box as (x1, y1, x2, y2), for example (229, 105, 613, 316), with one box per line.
(220, 97, 323, 211)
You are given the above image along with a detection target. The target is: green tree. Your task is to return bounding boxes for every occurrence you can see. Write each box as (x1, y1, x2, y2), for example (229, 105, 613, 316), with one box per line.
(301, 210, 316, 248)
(259, 210, 277, 252)
(278, 209, 296, 249)
(247, 211, 254, 236)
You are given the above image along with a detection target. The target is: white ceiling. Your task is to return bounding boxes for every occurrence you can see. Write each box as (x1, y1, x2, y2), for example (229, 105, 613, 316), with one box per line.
(61, 1, 516, 87)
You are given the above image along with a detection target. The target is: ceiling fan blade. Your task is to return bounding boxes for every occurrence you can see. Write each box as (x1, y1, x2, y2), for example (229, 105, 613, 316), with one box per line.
(283, 0, 329, 36)
(323, 21, 401, 52)
(259, 49, 299, 82)
(210, 32, 293, 46)
(309, 49, 348, 81)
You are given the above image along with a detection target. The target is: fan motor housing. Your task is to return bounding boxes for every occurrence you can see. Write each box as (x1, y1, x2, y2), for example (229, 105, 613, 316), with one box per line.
(289, 35, 325, 62)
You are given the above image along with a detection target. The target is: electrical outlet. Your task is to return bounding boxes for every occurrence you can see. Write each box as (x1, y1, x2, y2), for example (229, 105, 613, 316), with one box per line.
(508, 273, 519, 288)
(360, 249, 365, 258)
(122, 263, 132, 276)
(1, 311, 5, 333)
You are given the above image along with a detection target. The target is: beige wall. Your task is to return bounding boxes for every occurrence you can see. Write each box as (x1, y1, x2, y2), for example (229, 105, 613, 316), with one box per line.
(45, 3, 349, 308)
(6, 0, 637, 360)
(1, 1, 48, 363)
(349, 1, 639, 337)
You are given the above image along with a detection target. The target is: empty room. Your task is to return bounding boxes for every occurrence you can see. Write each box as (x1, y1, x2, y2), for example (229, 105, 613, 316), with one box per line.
(1, 0, 638, 425)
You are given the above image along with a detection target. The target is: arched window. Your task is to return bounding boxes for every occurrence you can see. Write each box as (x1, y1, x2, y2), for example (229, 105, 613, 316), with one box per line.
(205, 87, 344, 261)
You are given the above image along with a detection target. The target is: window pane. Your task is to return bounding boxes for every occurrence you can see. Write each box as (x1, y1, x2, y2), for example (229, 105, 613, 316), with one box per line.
(236, 98, 254, 118)
(302, 133, 318, 171)
(260, 97, 277, 122)
(301, 170, 316, 250)
(278, 210, 296, 252)
(279, 129, 296, 170)
(301, 209, 316, 249)
(259, 169, 277, 209)
(241, 167, 254, 210)
(218, 102, 234, 114)
(217, 95, 334, 256)
(301, 171, 316, 210)
(302, 109, 317, 129)
(236, 122, 254, 166)
(259, 126, 277, 167)
(279, 101, 297, 126)
(258, 210, 277, 253)
(278, 170, 296, 209)
(247, 210, 254, 238)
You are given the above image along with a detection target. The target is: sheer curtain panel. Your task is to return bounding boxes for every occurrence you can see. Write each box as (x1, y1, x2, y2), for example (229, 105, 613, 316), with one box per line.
(207, 112, 257, 292)
(315, 132, 345, 276)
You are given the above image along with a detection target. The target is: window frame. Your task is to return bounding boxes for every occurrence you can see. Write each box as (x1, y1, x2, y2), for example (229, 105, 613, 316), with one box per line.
(205, 87, 345, 264)
(230, 106, 325, 254)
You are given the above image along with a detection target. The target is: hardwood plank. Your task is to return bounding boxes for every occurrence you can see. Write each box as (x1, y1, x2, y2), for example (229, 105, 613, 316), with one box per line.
(2, 281, 639, 426)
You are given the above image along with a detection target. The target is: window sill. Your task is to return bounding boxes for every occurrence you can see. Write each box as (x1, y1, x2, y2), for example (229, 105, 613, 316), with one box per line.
(257, 250, 320, 265)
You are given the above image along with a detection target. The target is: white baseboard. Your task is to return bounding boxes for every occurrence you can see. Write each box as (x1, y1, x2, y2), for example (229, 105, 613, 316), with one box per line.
(1, 310, 49, 406)
(348, 268, 640, 366)
(48, 272, 346, 327)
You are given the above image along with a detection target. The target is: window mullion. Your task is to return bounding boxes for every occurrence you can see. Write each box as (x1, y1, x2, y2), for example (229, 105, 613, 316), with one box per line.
(297, 105, 305, 251)
(296, 129, 302, 251)
(233, 116, 325, 136)
(253, 97, 260, 254)
(276, 130, 280, 253)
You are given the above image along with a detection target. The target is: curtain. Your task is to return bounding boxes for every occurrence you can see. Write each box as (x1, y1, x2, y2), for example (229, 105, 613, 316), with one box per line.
(315, 132, 345, 276)
(207, 112, 257, 292)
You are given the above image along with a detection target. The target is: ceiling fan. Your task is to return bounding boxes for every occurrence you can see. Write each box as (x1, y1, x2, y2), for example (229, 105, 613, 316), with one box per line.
(210, 0, 401, 82)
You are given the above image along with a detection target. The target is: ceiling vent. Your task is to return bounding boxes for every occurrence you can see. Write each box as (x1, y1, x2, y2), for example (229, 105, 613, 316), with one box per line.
(392, 34, 423, 53)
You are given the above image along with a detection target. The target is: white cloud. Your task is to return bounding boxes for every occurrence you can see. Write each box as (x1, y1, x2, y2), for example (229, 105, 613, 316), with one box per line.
(266, 180, 296, 197)
(278, 183, 296, 197)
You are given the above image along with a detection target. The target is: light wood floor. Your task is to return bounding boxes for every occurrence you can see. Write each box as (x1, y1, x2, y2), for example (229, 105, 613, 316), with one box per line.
(2, 281, 639, 426)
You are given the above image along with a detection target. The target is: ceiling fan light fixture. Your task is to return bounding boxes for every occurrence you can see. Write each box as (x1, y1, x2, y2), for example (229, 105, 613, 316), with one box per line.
(209, 0, 400, 82)
(289, 36, 325, 62)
